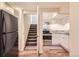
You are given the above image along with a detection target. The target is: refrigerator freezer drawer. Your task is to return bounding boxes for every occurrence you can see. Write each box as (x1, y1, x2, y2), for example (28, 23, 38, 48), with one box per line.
(3, 32, 18, 55)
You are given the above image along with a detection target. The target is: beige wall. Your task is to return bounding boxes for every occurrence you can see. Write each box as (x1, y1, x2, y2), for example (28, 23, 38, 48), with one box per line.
(18, 10, 31, 51)
(18, 9, 25, 51)
(24, 14, 30, 46)
(69, 2, 79, 56)
(37, 6, 43, 54)
(59, 3, 69, 14)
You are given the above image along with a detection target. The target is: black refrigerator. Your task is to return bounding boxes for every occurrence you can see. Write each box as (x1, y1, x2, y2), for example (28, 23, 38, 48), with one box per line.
(0, 10, 18, 57)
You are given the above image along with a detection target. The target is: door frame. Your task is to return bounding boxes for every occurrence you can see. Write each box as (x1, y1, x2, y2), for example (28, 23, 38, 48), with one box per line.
(37, 5, 43, 56)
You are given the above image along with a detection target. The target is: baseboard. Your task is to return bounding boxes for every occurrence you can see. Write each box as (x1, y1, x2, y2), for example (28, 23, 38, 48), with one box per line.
(59, 44, 69, 53)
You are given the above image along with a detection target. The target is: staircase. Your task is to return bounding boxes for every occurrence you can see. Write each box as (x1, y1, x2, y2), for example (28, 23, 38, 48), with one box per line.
(25, 24, 37, 49)
(25, 24, 52, 49)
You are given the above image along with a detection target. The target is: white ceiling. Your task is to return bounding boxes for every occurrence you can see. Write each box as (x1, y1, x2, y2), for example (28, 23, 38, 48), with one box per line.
(7, 2, 69, 22)
(7, 2, 69, 12)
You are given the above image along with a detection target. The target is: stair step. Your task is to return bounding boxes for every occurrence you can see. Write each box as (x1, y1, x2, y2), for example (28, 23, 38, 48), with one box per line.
(30, 28, 37, 29)
(27, 37, 37, 39)
(30, 25, 37, 27)
(26, 43, 37, 46)
(27, 40, 37, 42)
(30, 25, 37, 26)
(27, 39, 37, 41)
(29, 29, 36, 30)
(25, 46, 37, 50)
(29, 33, 37, 34)
(29, 30, 37, 32)
(27, 41, 37, 44)
(28, 34, 37, 35)
(29, 32, 37, 33)
(29, 30, 37, 31)
(28, 34, 37, 36)
(27, 38, 37, 40)
(29, 32, 37, 34)
(31, 24, 37, 25)
(30, 29, 37, 30)
(28, 36, 37, 37)
(30, 26, 37, 27)
(26, 24, 37, 46)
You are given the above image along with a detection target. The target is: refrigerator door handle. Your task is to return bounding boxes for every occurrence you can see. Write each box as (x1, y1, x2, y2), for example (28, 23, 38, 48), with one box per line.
(3, 14, 7, 52)
(2, 13, 6, 52)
